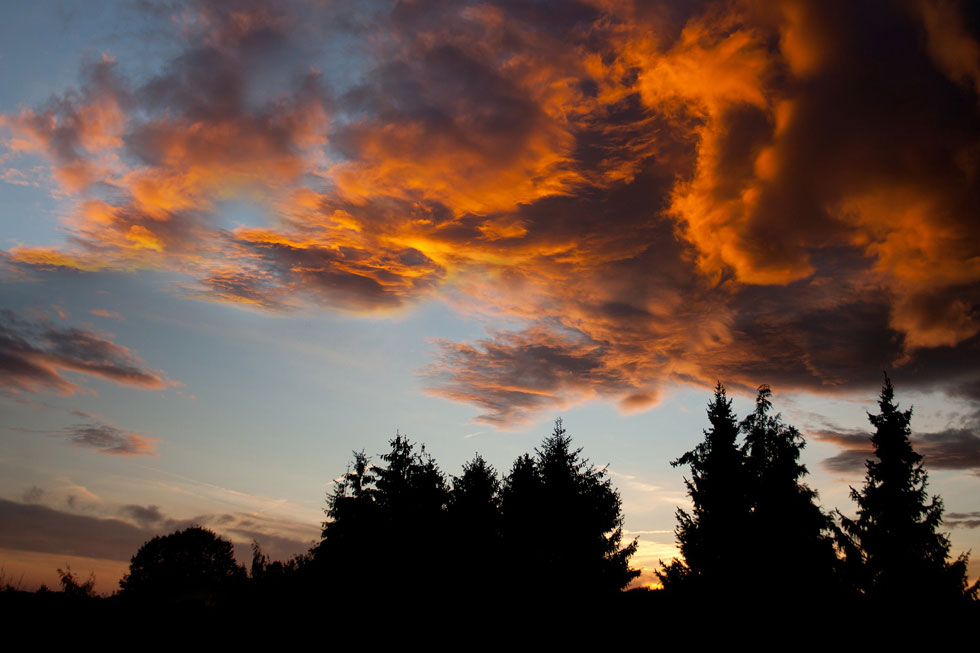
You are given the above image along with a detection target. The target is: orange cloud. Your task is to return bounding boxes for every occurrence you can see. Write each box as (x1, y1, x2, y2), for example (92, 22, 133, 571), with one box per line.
(4, 0, 980, 424)
(60, 421, 159, 457)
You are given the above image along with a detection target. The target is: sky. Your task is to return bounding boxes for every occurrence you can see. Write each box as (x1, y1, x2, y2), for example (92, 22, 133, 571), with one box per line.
(1, 0, 979, 594)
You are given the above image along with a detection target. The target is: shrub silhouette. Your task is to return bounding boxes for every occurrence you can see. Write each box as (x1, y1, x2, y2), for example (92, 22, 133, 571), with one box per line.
(56, 565, 96, 598)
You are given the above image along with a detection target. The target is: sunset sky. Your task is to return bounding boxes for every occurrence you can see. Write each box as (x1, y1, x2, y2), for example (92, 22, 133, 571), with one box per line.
(2, 0, 979, 593)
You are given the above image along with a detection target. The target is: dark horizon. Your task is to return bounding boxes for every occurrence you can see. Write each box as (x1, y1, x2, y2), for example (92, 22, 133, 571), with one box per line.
(2, 0, 979, 594)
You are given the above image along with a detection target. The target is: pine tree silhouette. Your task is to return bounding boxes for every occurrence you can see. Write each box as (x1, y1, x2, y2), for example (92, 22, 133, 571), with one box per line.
(659, 382, 748, 595)
(314, 435, 450, 600)
(740, 385, 838, 600)
(839, 376, 977, 602)
(449, 454, 502, 583)
(502, 418, 638, 596)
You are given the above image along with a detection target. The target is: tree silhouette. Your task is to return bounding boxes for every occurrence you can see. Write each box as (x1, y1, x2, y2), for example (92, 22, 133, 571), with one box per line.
(740, 385, 838, 599)
(313, 434, 450, 599)
(119, 526, 245, 604)
(313, 449, 379, 582)
(659, 382, 748, 595)
(502, 418, 638, 596)
(449, 454, 502, 593)
(839, 376, 977, 602)
(500, 452, 541, 592)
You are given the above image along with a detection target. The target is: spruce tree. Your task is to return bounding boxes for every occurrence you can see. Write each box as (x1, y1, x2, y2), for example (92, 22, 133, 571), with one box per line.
(839, 376, 976, 602)
(740, 385, 837, 599)
(449, 454, 502, 593)
(501, 419, 638, 596)
(659, 382, 748, 594)
(314, 435, 450, 599)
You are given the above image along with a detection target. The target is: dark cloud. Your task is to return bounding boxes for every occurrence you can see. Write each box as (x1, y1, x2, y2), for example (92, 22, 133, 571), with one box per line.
(0, 309, 173, 395)
(813, 426, 980, 475)
(0, 497, 315, 565)
(63, 421, 157, 457)
(812, 429, 874, 473)
(0, 498, 153, 561)
(917, 428, 980, 471)
(426, 326, 648, 425)
(945, 512, 980, 529)
(119, 504, 165, 526)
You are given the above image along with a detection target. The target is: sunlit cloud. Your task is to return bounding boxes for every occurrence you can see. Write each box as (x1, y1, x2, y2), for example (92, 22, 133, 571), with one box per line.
(60, 421, 159, 457)
(3, 0, 980, 427)
(0, 309, 175, 395)
(14, 418, 159, 457)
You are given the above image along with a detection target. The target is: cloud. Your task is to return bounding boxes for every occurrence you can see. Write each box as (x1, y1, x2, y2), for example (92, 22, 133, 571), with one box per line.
(0, 498, 152, 561)
(0, 492, 318, 571)
(89, 308, 124, 321)
(21, 486, 44, 504)
(917, 428, 980, 471)
(945, 512, 980, 529)
(119, 504, 165, 526)
(61, 421, 159, 457)
(0, 496, 316, 567)
(15, 418, 159, 457)
(811, 429, 875, 473)
(0, 309, 174, 395)
(0, 55, 128, 191)
(426, 325, 659, 425)
(813, 426, 980, 474)
(4, 1, 980, 424)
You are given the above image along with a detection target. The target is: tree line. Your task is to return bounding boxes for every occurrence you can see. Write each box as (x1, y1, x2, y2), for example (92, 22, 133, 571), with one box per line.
(8, 377, 978, 616)
(660, 377, 977, 606)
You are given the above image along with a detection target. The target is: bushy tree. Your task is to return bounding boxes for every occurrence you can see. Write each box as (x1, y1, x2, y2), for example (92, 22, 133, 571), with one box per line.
(839, 377, 976, 602)
(119, 526, 245, 604)
(659, 382, 748, 594)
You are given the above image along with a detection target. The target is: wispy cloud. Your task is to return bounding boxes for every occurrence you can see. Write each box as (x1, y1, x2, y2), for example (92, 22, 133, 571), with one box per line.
(0, 309, 175, 396)
(15, 418, 159, 457)
(88, 308, 124, 321)
(945, 512, 980, 529)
